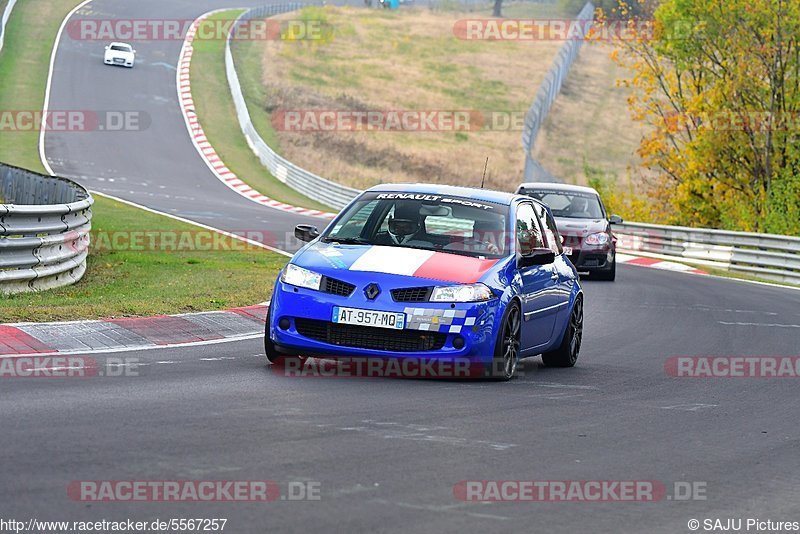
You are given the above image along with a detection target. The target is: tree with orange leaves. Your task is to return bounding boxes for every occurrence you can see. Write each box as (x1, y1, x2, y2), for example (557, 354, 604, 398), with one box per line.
(604, 0, 800, 234)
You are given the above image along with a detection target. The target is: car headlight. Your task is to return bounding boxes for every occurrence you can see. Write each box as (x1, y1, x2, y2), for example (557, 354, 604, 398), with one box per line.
(584, 232, 610, 246)
(430, 283, 493, 303)
(281, 264, 322, 291)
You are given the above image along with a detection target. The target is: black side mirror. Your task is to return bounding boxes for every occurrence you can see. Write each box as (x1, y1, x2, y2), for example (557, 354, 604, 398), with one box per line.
(518, 248, 556, 268)
(295, 224, 319, 242)
(609, 214, 623, 224)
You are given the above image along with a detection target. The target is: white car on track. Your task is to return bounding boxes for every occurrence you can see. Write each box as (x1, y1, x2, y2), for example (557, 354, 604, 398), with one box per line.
(103, 42, 136, 68)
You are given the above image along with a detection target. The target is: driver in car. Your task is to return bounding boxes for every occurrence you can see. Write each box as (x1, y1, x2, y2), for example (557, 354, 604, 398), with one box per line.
(381, 201, 431, 247)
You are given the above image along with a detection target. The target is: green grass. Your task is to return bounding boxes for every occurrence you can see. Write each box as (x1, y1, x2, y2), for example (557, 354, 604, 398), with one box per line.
(0, 195, 287, 322)
(0, 0, 84, 172)
(235, 6, 565, 190)
(688, 265, 800, 290)
(189, 11, 331, 212)
(0, 2, 288, 320)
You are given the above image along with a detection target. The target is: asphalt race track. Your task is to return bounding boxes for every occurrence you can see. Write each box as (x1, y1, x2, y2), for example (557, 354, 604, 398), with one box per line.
(43, 0, 327, 253)
(7, 0, 800, 532)
(4, 267, 800, 532)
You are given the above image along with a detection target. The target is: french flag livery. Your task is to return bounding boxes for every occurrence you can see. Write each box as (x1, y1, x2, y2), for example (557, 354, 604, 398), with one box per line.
(266, 183, 584, 380)
(316, 244, 498, 284)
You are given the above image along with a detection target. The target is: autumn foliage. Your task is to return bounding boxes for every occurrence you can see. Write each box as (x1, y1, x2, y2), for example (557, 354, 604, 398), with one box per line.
(603, 0, 800, 235)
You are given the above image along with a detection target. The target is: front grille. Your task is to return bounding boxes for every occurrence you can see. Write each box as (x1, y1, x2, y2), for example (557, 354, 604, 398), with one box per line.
(295, 319, 447, 352)
(323, 276, 355, 297)
(391, 286, 432, 302)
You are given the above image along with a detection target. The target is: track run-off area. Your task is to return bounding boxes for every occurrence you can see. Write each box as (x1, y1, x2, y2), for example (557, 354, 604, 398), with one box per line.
(3, 0, 800, 532)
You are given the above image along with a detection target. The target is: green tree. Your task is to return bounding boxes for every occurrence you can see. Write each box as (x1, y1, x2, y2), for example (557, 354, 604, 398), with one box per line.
(609, 0, 800, 234)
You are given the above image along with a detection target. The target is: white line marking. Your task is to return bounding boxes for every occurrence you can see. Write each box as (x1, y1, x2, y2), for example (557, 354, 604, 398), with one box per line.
(718, 321, 800, 328)
(39, 0, 94, 176)
(0, 333, 262, 359)
(0, 0, 20, 55)
(91, 191, 292, 257)
(534, 382, 599, 390)
(661, 404, 718, 412)
(371, 499, 508, 521)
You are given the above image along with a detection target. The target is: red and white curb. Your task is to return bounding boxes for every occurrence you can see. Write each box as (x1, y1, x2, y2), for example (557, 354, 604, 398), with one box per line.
(617, 253, 708, 275)
(177, 12, 336, 220)
(0, 305, 267, 356)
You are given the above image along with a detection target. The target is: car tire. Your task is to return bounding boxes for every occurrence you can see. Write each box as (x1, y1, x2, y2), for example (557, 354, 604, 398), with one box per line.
(593, 258, 616, 281)
(264, 304, 302, 366)
(541, 296, 583, 368)
(486, 301, 521, 381)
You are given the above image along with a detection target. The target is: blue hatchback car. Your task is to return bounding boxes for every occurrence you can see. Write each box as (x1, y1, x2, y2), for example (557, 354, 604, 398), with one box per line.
(265, 184, 583, 380)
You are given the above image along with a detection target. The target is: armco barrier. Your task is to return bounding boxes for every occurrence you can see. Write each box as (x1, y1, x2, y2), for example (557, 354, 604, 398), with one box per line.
(614, 222, 800, 285)
(221, 5, 800, 287)
(226, 4, 360, 211)
(0, 162, 93, 294)
(227, 3, 593, 202)
(521, 1, 594, 183)
(225, 2, 594, 205)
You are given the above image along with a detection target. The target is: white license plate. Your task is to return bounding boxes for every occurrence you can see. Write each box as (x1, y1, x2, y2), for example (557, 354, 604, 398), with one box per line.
(563, 246, 573, 255)
(332, 306, 405, 330)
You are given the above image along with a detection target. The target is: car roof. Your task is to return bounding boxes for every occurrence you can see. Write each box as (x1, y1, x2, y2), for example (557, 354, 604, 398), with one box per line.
(109, 42, 133, 48)
(366, 183, 522, 206)
(517, 182, 600, 195)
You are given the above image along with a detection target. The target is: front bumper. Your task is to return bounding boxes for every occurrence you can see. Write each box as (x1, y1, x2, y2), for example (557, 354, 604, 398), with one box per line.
(566, 245, 614, 272)
(269, 279, 502, 364)
(105, 57, 133, 67)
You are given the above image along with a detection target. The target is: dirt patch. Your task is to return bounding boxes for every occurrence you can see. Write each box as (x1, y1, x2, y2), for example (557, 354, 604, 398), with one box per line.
(253, 6, 563, 191)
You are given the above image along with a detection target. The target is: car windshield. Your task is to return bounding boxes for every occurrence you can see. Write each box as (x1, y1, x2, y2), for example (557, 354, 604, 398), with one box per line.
(522, 190, 605, 219)
(110, 45, 131, 52)
(322, 192, 509, 258)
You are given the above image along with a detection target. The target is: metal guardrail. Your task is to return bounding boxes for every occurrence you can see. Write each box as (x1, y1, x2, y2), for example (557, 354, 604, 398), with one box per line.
(227, 2, 592, 206)
(223, 4, 800, 287)
(614, 222, 800, 285)
(0, 0, 18, 55)
(226, 4, 360, 211)
(0, 163, 93, 294)
(521, 1, 593, 183)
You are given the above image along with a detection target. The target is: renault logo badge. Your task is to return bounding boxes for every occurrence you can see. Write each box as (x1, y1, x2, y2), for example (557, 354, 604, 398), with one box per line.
(364, 283, 381, 300)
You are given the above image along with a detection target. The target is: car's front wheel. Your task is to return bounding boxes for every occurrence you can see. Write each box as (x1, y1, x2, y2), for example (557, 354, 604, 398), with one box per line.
(542, 296, 583, 368)
(487, 301, 521, 380)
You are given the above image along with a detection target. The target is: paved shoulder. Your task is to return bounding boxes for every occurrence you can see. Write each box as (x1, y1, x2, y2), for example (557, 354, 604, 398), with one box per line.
(0, 305, 266, 355)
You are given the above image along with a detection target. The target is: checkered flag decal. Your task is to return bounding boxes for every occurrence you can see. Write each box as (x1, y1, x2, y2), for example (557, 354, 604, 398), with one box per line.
(403, 307, 477, 334)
